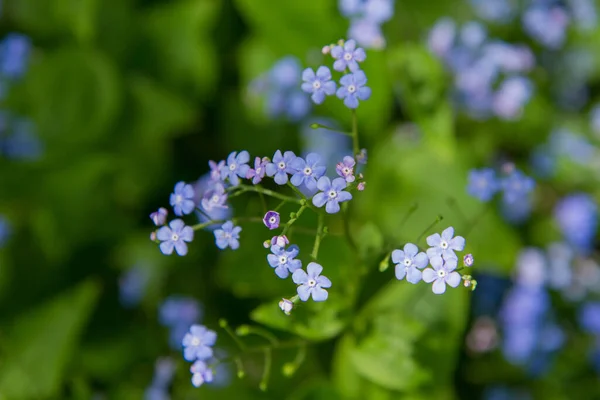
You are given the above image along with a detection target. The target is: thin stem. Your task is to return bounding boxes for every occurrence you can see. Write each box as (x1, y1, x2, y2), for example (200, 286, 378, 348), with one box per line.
(212, 339, 307, 365)
(281, 204, 308, 236)
(230, 184, 302, 204)
(310, 122, 353, 136)
(239, 325, 279, 346)
(399, 203, 419, 229)
(190, 219, 224, 231)
(219, 319, 247, 351)
(259, 347, 272, 391)
(234, 357, 245, 378)
(351, 109, 359, 156)
(286, 182, 308, 200)
(464, 202, 492, 237)
(258, 191, 267, 214)
(342, 202, 359, 256)
(292, 342, 307, 367)
(273, 200, 287, 212)
(446, 197, 468, 226)
(415, 215, 444, 245)
(311, 213, 326, 260)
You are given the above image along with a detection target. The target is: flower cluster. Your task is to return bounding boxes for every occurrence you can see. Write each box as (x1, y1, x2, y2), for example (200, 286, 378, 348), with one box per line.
(428, 19, 534, 120)
(303, 39, 372, 109)
(390, 227, 472, 294)
(182, 324, 217, 387)
(530, 129, 596, 179)
(159, 296, 202, 349)
(338, 0, 394, 49)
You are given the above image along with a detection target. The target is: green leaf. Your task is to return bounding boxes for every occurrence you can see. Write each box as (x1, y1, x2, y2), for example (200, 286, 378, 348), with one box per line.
(0, 280, 100, 399)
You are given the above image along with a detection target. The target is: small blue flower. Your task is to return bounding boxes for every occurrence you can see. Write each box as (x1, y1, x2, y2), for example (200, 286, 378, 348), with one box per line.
(208, 160, 225, 181)
(159, 296, 202, 328)
(263, 211, 280, 230)
(579, 302, 600, 334)
(182, 324, 217, 361)
(492, 76, 533, 120)
(348, 18, 386, 50)
(150, 207, 168, 226)
(501, 169, 535, 204)
(336, 70, 372, 109)
(471, 0, 517, 24)
(292, 262, 332, 302)
(335, 156, 356, 183)
(301, 66, 336, 104)
(170, 181, 196, 216)
(151, 357, 176, 389)
(246, 156, 268, 184)
(290, 152, 327, 191)
(220, 151, 250, 186)
(214, 221, 241, 250)
(426, 227, 465, 259)
(391, 243, 428, 284)
(554, 193, 597, 254)
(267, 244, 302, 279)
(200, 182, 228, 212)
(522, 5, 570, 49)
(190, 360, 214, 388)
(422, 256, 461, 294)
(312, 177, 353, 214)
(156, 219, 194, 256)
(428, 17, 456, 58)
(331, 39, 366, 72)
(0, 33, 31, 79)
(467, 168, 499, 202)
(0, 215, 12, 248)
(265, 150, 298, 185)
(119, 265, 150, 308)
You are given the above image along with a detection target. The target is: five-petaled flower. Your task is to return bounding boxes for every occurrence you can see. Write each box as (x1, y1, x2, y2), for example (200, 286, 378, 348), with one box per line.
(426, 227, 466, 259)
(209, 160, 225, 181)
(335, 156, 356, 183)
(157, 219, 194, 256)
(263, 211, 280, 230)
(266, 150, 298, 185)
(246, 156, 269, 185)
(292, 262, 332, 302)
(290, 152, 327, 191)
(182, 324, 217, 361)
(190, 360, 213, 388)
(312, 176, 353, 214)
(392, 243, 429, 284)
(220, 151, 250, 186)
(331, 39, 367, 72)
(336, 70, 372, 109)
(301, 66, 337, 104)
(214, 221, 241, 250)
(422, 256, 461, 294)
(170, 181, 196, 216)
(201, 182, 228, 212)
(467, 168, 499, 202)
(267, 244, 302, 279)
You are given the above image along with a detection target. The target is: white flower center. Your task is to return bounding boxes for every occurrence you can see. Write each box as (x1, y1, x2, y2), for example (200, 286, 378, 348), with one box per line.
(437, 269, 447, 278)
(256, 167, 262, 174)
(279, 256, 287, 264)
(269, 217, 277, 224)
(278, 161, 286, 170)
(403, 259, 412, 267)
(344, 52, 353, 61)
(229, 163, 236, 171)
(440, 240, 449, 249)
(328, 190, 337, 199)
(191, 337, 201, 346)
(313, 80, 321, 89)
(303, 167, 312, 175)
(343, 167, 351, 175)
(171, 233, 180, 241)
(308, 279, 317, 287)
(347, 84, 356, 93)
(211, 195, 219, 203)
(175, 194, 183, 203)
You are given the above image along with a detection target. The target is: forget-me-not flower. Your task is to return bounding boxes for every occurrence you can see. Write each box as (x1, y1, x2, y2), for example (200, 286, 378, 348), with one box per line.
(246, 156, 268, 184)
(190, 360, 214, 388)
(312, 176, 353, 214)
(0, 33, 31, 79)
(336, 156, 356, 182)
(157, 219, 194, 256)
(501, 169, 535, 204)
(336, 70, 372, 109)
(554, 193, 597, 254)
(263, 211, 280, 230)
(422, 256, 461, 294)
(150, 207, 168, 226)
(214, 221, 241, 250)
(331, 39, 366, 72)
(292, 262, 332, 302)
(301, 66, 336, 105)
(392, 243, 428, 284)
(579, 302, 600, 334)
(201, 182, 228, 212)
(426, 226, 465, 260)
(267, 244, 302, 279)
(182, 324, 217, 361)
(170, 181, 196, 216)
(266, 150, 297, 185)
(220, 150, 250, 186)
(208, 160, 225, 181)
(119, 265, 150, 308)
(290, 152, 326, 191)
(467, 168, 499, 202)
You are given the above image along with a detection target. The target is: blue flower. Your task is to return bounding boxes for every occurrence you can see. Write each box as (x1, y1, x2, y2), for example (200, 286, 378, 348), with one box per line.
(336, 70, 372, 109)
(422, 256, 461, 294)
(267, 244, 302, 279)
(292, 262, 332, 302)
(182, 324, 217, 361)
(119, 265, 150, 308)
(156, 219, 194, 256)
(426, 227, 465, 259)
(0, 33, 31, 79)
(200, 182, 228, 212)
(220, 150, 250, 186)
(263, 210, 280, 230)
(522, 5, 570, 49)
(159, 296, 202, 328)
(290, 152, 327, 191)
(208, 160, 225, 181)
(554, 193, 597, 254)
(331, 40, 366, 72)
(467, 168, 499, 202)
(364, 0, 394, 23)
(265, 150, 298, 185)
(150, 207, 168, 226)
(492, 76, 533, 120)
(579, 302, 600, 334)
(170, 181, 196, 216)
(151, 357, 176, 389)
(214, 221, 241, 250)
(0, 215, 12, 247)
(470, 0, 517, 24)
(312, 176, 353, 214)
(514, 248, 546, 288)
(190, 360, 214, 388)
(428, 17, 456, 58)
(348, 18, 386, 49)
(591, 103, 600, 134)
(501, 169, 535, 204)
(246, 156, 268, 184)
(301, 66, 336, 104)
(336, 156, 356, 183)
(391, 243, 428, 284)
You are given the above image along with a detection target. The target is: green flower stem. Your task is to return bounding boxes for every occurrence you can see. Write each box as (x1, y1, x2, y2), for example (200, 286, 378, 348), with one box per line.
(281, 203, 308, 236)
(446, 197, 468, 227)
(351, 109, 359, 156)
(212, 339, 307, 366)
(234, 357, 246, 378)
(219, 319, 247, 351)
(415, 214, 444, 246)
(229, 184, 302, 204)
(341, 202, 359, 256)
(283, 342, 307, 377)
(236, 325, 279, 346)
(464, 202, 493, 238)
(399, 202, 419, 229)
(310, 122, 353, 136)
(259, 347, 272, 391)
(190, 216, 261, 231)
(311, 213, 326, 260)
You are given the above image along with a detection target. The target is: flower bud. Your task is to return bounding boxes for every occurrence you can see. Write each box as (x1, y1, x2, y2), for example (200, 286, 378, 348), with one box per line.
(150, 207, 168, 226)
(356, 148, 368, 164)
(357, 182, 366, 191)
(463, 253, 474, 267)
(279, 298, 293, 315)
(321, 45, 331, 55)
(150, 231, 157, 241)
(271, 235, 289, 247)
(282, 362, 296, 376)
(263, 210, 281, 230)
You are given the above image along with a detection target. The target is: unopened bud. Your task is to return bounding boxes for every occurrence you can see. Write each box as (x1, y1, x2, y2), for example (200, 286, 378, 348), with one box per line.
(282, 362, 296, 377)
(357, 182, 366, 191)
(150, 231, 157, 241)
(321, 45, 331, 55)
(279, 298, 293, 315)
(150, 207, 168, 226)
(463, 253, 474, 267)
(237, 370, 245, 379)
(471, 280, 478, 291)
(263, 240, 271, 248)
(271, 235, 289, 247)
(236, 325, 250, 336)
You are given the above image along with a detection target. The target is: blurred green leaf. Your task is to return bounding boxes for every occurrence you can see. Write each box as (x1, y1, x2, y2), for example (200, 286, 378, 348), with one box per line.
(0, 280, 100, 399)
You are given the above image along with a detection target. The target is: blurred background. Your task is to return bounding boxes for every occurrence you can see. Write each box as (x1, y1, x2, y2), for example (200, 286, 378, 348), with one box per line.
(1, 0, 600, 399)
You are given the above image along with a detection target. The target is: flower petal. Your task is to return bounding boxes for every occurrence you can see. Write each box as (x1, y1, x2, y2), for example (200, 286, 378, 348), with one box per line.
(306, 262, 323, 278)
(343, 95, 359, 109)
(441, 226, 455, 241)
(449, 235, 466, 251)
(157, 226, 172, 241)
(317, 275, 332, 288)
(275, 265, 289, 279)
(174, 240, 188, 256)
(422, 268, 436, 283)
(395, 265, 407, 280)
(160, 241, 175, 255)
(311, 287, 329, 302)
(316, 176, 331, 191)
(292, 269, 308, 284)
(316, 66, 331, 80)
(325, 199, 341, 214)
(312, 192, 328, 208)
(406, 267, 423, 284)
(413, 252, 429, 269)
(404, 243, 418, 257)
(446, 271, 461, 288)
(426, 233, 441, 247)
(301, 68, 315, 82)
(297, 284, 311, 301)
(391, 249, 404, 264)
(432, 279, 447, 294)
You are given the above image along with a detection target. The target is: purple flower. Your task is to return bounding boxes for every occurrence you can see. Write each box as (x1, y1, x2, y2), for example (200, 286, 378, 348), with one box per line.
(220, 151, 250, 186)
(200, 182, 228, 212)
(119, 265, 150, 308)
(501, 169, 535, 204)
(554, 193, 597, 254)
(208, 160, 225, 181)
(428, 18, 456, 58)
(426, 227, 465, 259)
(522, 5, 570, 49)
(157, 219, 194, 256)
(348, 18, 386, 49)
(364, 0, 394, 23)
(182, 324, 217, 361)
(336, 156, 356, 182)
(471, 0, 516, 24)
(312, 177, 353, 214)
(246, 156, 268, 184)
(464, 253, 474, 267)
(214, 221, 241, 250)
(336, 70, 372, 109)
(170, 181, 196, 216)
(290, 152, 327, 191)
(279, 298, 294, 315)
(0, 33, 31, 79)
(467, 168, 499, 202)
(579, 302, 600, 334)
(269, 235, 289, 248)
(159, 296, 201, 328)
(263, 211, 280, 230)
(391, 243, 428, 284)
(292, 262, 332, 302)
(150, 207, 168, 226)
(190, 360, 214, 387)
(422, 256, 461, 294)
(265, 150, 297, 185)
(301, 66, 336, 104)
(267, 244, 302, 279)
(331, 39, 366, 72)
(492, 76, 533, 120)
